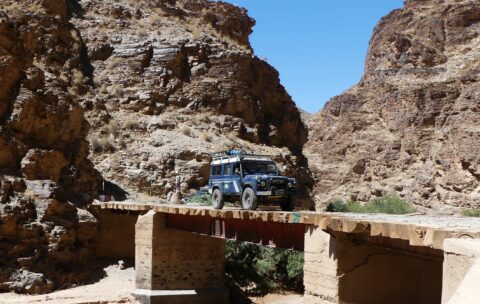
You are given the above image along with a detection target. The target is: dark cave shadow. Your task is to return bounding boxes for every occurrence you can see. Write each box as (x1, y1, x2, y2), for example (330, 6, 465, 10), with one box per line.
(66, 0, 85, 19)
(100, 180, 130, 201)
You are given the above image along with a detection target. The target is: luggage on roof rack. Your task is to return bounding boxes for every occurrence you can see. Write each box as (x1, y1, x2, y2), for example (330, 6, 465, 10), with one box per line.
(212, 149, 247, 159)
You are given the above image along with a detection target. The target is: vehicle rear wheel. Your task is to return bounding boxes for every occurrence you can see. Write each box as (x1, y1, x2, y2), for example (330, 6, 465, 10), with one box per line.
(212, 189, 224, 210)
(280, 196, 294, 212)
(241, 187, 258, 210)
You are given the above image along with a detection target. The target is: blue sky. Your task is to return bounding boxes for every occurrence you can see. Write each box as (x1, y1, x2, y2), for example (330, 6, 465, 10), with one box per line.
(221, 1, 404, 113)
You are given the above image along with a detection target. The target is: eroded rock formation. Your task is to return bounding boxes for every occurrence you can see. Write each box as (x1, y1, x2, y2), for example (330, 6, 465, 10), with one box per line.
(306, 0, 480, 213)
(0, 0, 312, 294)
(0, 0, 100, 293)
(70, 0, 312, 203)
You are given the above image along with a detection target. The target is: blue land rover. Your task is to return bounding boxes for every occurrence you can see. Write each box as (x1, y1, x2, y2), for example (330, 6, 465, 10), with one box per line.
(207, 150, 297, 211)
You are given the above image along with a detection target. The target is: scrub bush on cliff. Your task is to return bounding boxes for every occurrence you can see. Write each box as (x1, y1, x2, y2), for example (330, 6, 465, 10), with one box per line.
(326, 195, 414, 215)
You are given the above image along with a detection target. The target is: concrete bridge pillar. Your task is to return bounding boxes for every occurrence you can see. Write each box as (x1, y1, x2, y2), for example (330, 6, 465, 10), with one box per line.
(442, 239, 480, 304)
(133, 210, 228, 304)
(303, 225, 442, 304)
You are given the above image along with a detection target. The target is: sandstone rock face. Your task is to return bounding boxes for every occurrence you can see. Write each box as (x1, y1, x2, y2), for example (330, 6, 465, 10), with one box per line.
(0, 0, 312, 294)
(305, 0, 480, 213)
(0, 1, 101, 293)
(70, 0, 312, 205)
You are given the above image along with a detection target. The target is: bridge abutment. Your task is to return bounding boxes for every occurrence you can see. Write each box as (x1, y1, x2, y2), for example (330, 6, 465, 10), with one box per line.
(304, 225, 443, 304)
(133, 210, 228, 304)
(442, 239, 480, 304)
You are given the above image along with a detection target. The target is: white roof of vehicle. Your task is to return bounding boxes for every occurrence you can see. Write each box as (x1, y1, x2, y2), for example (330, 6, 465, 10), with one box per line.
(211, 155, 273, 165)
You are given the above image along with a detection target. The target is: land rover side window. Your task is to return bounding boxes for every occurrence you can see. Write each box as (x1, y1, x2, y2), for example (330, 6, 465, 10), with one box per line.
(224, 164, 232, 176)
(211, 165, 222, 176)
(233, 163, 241, 176)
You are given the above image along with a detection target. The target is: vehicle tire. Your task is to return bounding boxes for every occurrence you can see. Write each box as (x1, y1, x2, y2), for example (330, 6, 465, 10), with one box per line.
(212, 189, 224, 210)
(241, 187, 258, 210)
(280, 196, 295, 212)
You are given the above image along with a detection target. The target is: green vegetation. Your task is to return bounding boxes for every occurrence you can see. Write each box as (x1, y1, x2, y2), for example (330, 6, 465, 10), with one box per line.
(185, 191, 212, 206)
(462, 209, 480, 217)
(326, 195, 415, 215)
(225, 241, 304, 295)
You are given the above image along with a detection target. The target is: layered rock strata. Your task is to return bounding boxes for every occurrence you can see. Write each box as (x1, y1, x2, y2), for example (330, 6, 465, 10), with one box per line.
(306, 0, 480, 213)
(0, 0, 101, 293)
(71, 0, 312, 204)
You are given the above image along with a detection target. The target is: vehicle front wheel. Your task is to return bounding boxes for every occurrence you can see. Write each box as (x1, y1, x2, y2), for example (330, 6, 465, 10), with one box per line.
(241, 187, 258, 210)
(280, 196, 295, 212)
(212, 189, 224, 210)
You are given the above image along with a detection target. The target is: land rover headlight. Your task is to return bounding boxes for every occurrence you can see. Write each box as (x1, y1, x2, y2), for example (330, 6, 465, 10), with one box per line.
(260, 180, 267, 187)
(287, 182, 294, 188)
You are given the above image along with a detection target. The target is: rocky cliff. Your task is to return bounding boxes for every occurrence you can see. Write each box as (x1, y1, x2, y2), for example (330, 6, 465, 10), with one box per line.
(306, 0, 480, 213)
(70, 0, 312, 204)
(0, 0, 311, 294)
(0, 0, 101, 294)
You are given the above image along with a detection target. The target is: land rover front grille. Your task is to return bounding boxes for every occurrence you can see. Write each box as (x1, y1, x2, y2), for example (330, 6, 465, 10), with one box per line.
(270, 179, 287, 190)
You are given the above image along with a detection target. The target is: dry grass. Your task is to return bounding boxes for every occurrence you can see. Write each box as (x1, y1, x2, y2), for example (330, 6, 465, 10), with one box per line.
(107, 57, 123, 70)
(227, 131, 240, 141)
(58, 73, 69, 83)
(105, 121, 120, 135)
(124, 117, 138, 129)
(136, 27, 148, 37)
(198, 113, 211, 123)
(200, 131, 211, 142)
(32, 58, 46, 70)
(147, 13, 162, 25)
(72, 69, 84, 85)
(93, 76, 102, 87)
(90, 136, 116, 153)
(190, 18, 204, 40)
(180, 126, 193, 137)
(111, 84, 124, 98)
(191, 116, 200, 124)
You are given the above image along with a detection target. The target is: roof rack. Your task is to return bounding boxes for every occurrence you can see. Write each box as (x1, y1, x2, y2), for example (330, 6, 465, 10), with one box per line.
(212, 149, 246, 158)
(211, 149, 273, 162)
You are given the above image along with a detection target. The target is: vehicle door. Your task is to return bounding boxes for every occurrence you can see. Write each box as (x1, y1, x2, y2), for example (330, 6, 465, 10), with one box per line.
(209, 164, 223, 193)
(229, 163, 242, 196)
(221, 163, 235, 195)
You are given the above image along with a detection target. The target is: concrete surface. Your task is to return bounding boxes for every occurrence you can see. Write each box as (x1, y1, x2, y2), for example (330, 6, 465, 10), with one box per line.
(443, 239, 480, 304)
(96, 201, 480, 250)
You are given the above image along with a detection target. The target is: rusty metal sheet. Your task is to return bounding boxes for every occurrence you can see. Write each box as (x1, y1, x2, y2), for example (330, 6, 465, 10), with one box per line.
(165, 214, 305, 251)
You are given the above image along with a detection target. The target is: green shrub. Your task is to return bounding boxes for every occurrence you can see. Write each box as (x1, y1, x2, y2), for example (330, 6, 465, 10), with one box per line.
(326, 195, 414, 215)
(325, 199, 348, 212)
(462, 209, 480, 217)
(185, 191, 212, 206)
(365, 195, 415, 214)
(225, 241, 304, 295)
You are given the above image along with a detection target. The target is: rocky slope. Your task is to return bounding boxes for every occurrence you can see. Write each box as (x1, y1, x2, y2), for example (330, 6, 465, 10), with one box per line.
(70, 0, 312, 204)
(0, 0, 311, 294)
(306, 0, 480, 213)
(0, 0, 101, 294)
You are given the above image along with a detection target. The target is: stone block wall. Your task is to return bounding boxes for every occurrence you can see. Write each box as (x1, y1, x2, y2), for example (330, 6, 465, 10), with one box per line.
(304, 226, 443, 304)
(94, 209, 137, 259)
(134, 210, 228, 304)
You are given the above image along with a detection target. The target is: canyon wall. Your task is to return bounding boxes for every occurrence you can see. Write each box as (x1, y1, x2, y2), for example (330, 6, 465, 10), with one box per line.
(306, 0, 480, 213)
(0, 0, 311, 293)
(72, 0, 312, 205)
(0, 0, 101, 293)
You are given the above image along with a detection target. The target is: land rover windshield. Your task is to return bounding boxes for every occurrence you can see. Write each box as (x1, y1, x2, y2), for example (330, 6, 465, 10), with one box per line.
(242, 161, 278, 175)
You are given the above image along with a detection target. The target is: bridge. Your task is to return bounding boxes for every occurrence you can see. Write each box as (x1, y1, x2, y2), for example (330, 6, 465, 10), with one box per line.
(93, 202, 480, 304)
